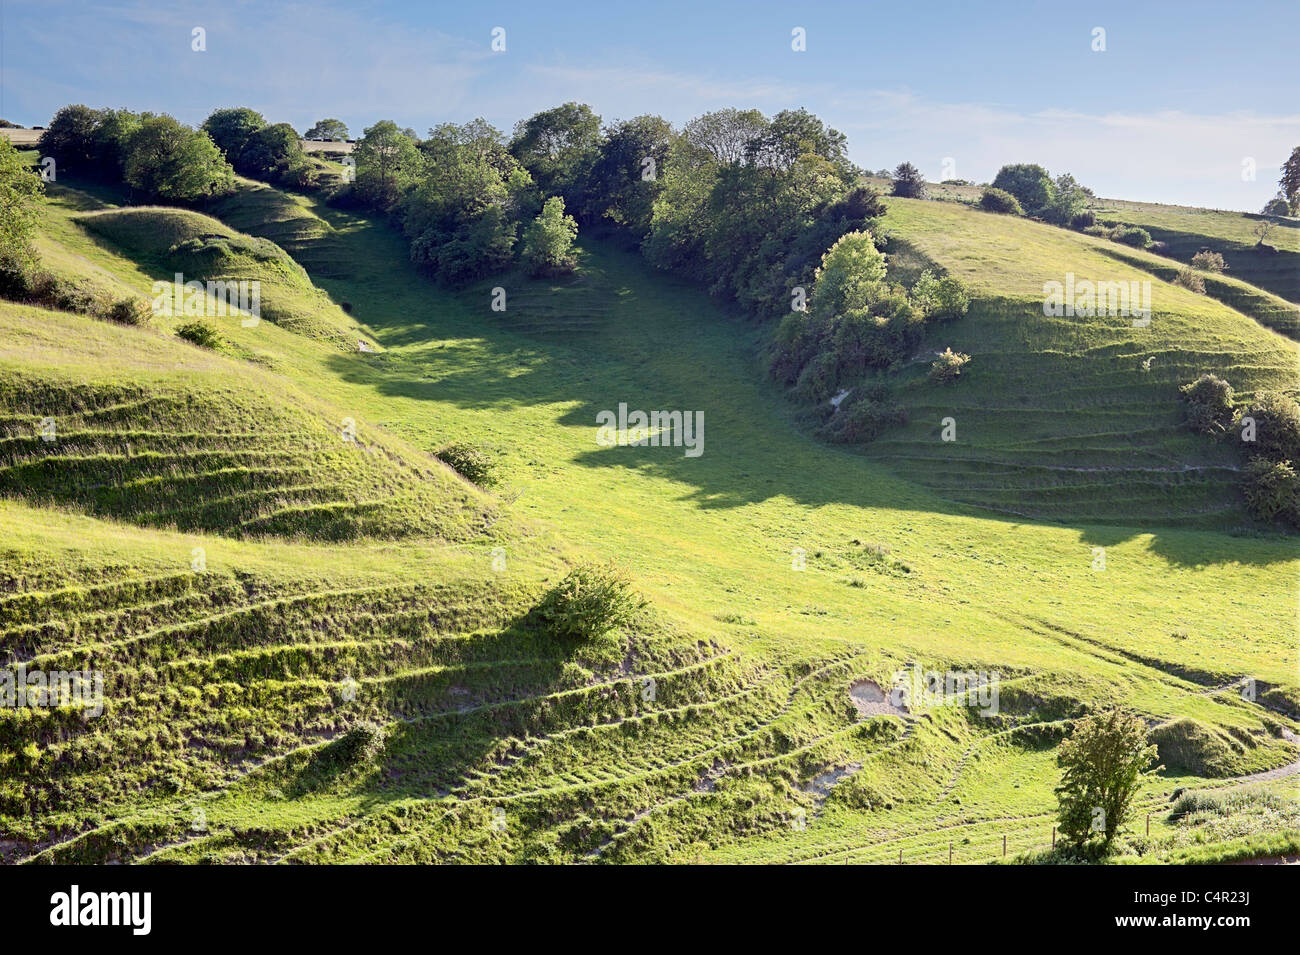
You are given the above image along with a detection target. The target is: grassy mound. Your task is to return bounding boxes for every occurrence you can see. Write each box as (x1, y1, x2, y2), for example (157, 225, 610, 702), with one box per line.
(1149, 717, 1278, 778)
(0, 301, 495, 541)
(78, 206, 355, 345)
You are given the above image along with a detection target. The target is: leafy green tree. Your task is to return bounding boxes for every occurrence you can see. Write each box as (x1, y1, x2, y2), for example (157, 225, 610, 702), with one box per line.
(237, 122, 304, 179)
(891, 162, 927, 199)
(1055, 710, 1158, 853)
(305, 118, 349, 141)
(1263, 193, 1290, 217)
(583, 114, 674, 235)
(510, 102, 602, 209)
(746, 108, 853, 181)
(0, 136, 44, 276)
(811, 231, 886, 319)
(353, 120, 423, 209)
(683, 108, 768, 165)
(1280, 146, 1300, 214)
(39, 105, 102, 173)
(521, 196, 579, 276)
(1044, 173, 1089, 225)
(123, 116, 234, 201)
(92, 108, 145, 180)
(201, 107, 266, 161)
(991, 163, 1055, 215)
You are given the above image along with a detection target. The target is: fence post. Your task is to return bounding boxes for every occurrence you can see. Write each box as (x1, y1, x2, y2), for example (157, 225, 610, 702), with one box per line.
(1146, 813, 1150, 836)
(949, 842, 953, 865)
(1052, 826, 1056, 848)
(1003, 834, 1007, 857)
(899, 847, 903, 864)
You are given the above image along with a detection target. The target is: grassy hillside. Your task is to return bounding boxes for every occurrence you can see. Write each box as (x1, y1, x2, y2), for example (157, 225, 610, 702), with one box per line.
(1, 176, 1295, 865)
(1093, 198, 1300, 305)
(851, 199, 1300, 525)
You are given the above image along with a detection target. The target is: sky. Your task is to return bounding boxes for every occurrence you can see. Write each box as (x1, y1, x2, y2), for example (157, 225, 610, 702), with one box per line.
(2, 0, 1297, 210)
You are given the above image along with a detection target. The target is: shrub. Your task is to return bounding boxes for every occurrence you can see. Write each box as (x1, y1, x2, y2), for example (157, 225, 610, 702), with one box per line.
(1082, 224, 1112, 238)
(929, 348, 970, 383)
(822, 385, 907, 443)
(176, 320, 221, 349)
(1179, 374, 1235, 435)
(1168, 790, 1226, 820)
(1069, 210, 1096, 230)
(1113, 226, 1152, 249)
(1173, 268, 1206, 294)
(1242, 391, 1300, 463)
(1055, 710, 1159, 852)
(1243, 457, 1300, 525)
(910, 270, 970, 321)
(978, 187, 1022, 215)
(331, 721, 387, 766)
(434, 442, 499, 487)
(106, 297, 150, 326)
(991, 163, 1054, 214)
(533, 563, 646, 641)
(1190, 250, 1226, 273)
(793, 350, 840, 403)
(520, 196, 579, 277)
(0, 137, 44, 276)
(891, 162, 927, 199)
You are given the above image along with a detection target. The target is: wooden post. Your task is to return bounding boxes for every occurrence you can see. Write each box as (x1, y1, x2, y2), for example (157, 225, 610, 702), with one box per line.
(899, 847, 903, 864)
(1002, 834, 1007, 857)
(949, 842, 953, 864)
(1052, 826, 1056, 848)
(1146, 813, 1151, 836)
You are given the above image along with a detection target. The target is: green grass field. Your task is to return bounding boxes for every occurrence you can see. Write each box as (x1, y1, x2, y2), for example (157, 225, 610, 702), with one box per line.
(1, 174, 1295, 865)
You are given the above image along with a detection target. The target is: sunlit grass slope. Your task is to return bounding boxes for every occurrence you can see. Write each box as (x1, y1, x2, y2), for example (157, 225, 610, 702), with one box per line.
(0, 176, 1294, 865)
(863, 198, 1299, 525)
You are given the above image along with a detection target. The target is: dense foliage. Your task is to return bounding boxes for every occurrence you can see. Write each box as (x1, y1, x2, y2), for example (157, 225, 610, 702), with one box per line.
(42, 105, 234, 200)
(1055, 710, 1159, 854)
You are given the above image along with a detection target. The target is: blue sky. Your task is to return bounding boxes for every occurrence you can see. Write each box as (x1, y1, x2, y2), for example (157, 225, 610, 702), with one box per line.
(3, 0, 1297, 209)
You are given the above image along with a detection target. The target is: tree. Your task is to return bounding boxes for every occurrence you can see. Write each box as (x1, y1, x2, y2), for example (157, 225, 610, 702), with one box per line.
(201, 107, 266, 161)
(811, 231, 886, 319)
(353, 120, 423, 210)
(510, 102, 602, 209)
(582, 114, 674, 234)
(745, 108, 853, 181)
(123, 116, 234, 201)
(683, 108, 768, 166)
(1280, 146, 1300, 214)
(39, 105, 102, 173)
(991, 163, 1055, 215)
(305, 118, 349, 142)
(1055, 710, 1158, 853)
(237, 122, 304, 179)
(1044, 173, 1088, 225)
(92, 108, 145, 180)
(1262, 194, 1290, 217)
(0, 136, 44, 276)
(891, 162, 927, 199)
(521, 196, 579, 276)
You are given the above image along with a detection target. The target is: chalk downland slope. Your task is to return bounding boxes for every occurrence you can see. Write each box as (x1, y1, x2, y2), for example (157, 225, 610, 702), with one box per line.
(853, 198, 1300, 525)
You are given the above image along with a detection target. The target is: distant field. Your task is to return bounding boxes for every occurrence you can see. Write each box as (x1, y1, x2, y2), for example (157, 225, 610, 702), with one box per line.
(0, 128, 41, 146)
(1, 126, 352, 154)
